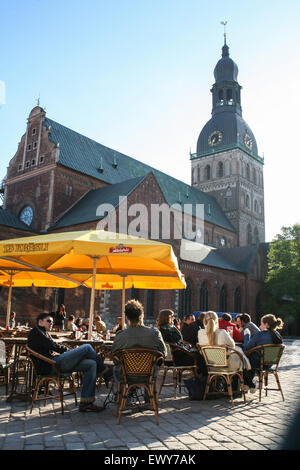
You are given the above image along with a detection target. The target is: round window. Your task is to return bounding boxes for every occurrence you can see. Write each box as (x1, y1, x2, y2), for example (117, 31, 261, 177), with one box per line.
(19, 206, 33, 226)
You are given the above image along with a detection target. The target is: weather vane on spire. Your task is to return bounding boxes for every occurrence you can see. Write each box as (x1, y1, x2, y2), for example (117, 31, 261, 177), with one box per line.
(220, 21, 228, 44)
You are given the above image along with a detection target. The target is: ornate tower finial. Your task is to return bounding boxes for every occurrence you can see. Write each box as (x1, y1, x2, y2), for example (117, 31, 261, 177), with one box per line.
(36, 93, 40, 107)
(220, 21, 228, 45)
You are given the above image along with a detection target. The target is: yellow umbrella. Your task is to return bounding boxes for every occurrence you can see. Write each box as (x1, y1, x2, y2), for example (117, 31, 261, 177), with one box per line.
(0, 230, 186, 338)
(0, 268, 82, 328)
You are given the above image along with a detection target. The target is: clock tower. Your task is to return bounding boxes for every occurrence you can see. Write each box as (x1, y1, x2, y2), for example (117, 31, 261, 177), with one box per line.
(190, 39, 265, 247)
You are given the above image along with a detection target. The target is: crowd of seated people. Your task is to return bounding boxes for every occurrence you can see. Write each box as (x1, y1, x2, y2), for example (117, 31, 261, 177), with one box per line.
(24, 302, 284, 415)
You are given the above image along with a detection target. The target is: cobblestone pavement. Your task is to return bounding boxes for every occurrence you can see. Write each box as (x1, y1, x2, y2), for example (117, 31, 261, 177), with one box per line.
(0, 340, 300, 452)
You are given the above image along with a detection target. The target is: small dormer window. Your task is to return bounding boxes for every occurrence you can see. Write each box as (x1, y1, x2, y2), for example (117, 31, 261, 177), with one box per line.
(32, 128, 36, 135)
(18, 164, 22, 171)
(39, 155, 44, 164)
(25, 161, 30, 168)
(33, 142, 37, 149)
(31, 159, 35, 166)
(27, 144, 31, 151)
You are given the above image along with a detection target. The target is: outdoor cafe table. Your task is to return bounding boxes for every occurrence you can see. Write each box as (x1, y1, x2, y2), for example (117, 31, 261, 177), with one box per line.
(1, 336, 114, 402)
(1, 337, 32, 402)
(61, 338, 114, 360)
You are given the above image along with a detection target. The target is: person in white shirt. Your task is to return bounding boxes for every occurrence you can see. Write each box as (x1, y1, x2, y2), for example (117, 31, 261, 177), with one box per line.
(198, 311, 256, 391)
(67, 315, 78, 332)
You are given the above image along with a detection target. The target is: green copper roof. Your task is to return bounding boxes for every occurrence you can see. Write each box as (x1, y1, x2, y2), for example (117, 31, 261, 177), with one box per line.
(44, 117, 235, 233)
(50, 176, 146, 230)
(0, 207, 34, 232)
(181, 239, 266, 273)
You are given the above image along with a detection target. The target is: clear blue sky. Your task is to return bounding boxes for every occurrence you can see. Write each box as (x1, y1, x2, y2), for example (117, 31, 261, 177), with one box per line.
(1, 0, 299, 241)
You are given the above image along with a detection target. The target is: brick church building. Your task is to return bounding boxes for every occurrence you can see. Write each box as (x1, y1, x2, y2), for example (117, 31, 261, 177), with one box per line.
(0, 40, 268, 326)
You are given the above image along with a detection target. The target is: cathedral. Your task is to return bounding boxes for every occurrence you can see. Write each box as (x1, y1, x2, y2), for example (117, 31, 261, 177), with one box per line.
(0, 39, 268, 326)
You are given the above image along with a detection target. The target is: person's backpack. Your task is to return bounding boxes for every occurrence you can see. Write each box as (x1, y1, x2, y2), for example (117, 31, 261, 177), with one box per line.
(183, 375, 208, 401)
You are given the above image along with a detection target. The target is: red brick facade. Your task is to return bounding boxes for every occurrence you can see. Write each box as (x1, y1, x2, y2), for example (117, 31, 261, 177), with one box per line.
(0, 107, 265, 327)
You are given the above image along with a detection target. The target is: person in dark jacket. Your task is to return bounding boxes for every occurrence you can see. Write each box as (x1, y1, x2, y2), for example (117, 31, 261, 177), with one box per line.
(243, 314, 284, 369)
(180, 313, 205, 346)
(27, 312, 109, 412)
(181, 314, 195, 341)
(54, 304, 66, 328)
(157, 309, 207, 375)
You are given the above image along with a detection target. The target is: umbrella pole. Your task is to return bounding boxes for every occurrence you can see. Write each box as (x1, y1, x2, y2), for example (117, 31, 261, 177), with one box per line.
(121, 276, 126, 330)
(5, 273, 13, 328)
(88, 257, 98, 340)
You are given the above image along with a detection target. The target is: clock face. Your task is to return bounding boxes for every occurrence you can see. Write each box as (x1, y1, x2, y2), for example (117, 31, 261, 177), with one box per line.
(208, 130, 222, 147)
(244, 133, 253, 150)
(19, 206, 33, 226)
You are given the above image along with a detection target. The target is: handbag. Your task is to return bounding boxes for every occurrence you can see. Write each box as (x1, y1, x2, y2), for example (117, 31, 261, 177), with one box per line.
(183, 375, 208, 401)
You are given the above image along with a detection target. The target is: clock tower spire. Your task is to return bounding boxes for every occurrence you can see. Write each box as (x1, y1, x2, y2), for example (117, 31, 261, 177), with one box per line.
(190, 37, 265, 247)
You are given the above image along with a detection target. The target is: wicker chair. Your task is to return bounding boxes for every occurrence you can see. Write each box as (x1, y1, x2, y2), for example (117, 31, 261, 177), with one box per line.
(27, 347, 77, 414)
(0, 340, 13, 395)
(197, 345, 247, 407)
(158, 343, 198, 398)
(112, 348, 164, 425)
(245, 344, 285, 402)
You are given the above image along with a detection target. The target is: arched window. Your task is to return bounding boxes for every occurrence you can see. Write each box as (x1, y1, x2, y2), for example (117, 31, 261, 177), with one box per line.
(192, 167, 196, 184)
(218, 90, 224, 100)
(247, 224, 252, 245)
(256, 252, 262, 279)
(253, 168, 257, 185)
(181, 279, 192, 317)
(246, 164, 250, 180)
(254, 226, 259, 244)
(199, 282, 209, 311)
(205, 165, 211, 180)
(234, 287, 242, 313)
(220, 236, 226, 247)
(254, 200, 258, 213)
(219, 285, 228, 312)
(226, 89, 233, 100)
(246, 194, 250, 208)
(217, 161, 224, 177)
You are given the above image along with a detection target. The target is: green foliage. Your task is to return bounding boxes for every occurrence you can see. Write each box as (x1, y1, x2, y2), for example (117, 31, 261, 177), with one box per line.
(263, 224, 300, 319)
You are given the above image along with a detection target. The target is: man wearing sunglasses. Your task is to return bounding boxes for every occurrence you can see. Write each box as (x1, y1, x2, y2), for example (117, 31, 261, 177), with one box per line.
(28, 312, 109, 412)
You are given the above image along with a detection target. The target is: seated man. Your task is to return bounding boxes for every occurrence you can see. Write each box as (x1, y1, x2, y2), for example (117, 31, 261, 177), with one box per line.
(27, 312, 110, 412)
(112, 300, 167, 387)
(94, 315, 107, 335)
(218, 313, 242, 342)
(181, 314, 196, 342)
(180, 313, 204, 346)
(239, 313, 260, 341)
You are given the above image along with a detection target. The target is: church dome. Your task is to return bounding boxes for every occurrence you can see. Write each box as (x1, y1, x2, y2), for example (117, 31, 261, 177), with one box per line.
(196, 112, 258, 156)
(214, 44, 239, 82)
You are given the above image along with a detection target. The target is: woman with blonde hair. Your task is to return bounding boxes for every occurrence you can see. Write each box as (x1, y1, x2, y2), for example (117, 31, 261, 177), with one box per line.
(198, 311, 255, 390)
(198, 311, 241, 369)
